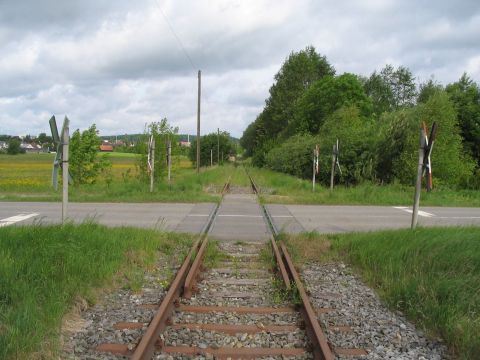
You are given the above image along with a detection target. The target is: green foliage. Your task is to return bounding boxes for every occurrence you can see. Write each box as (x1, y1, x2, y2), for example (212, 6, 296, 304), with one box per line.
(446, 73, 480, 165)
(318, 106, 377, 184)
(364, 64, 417, 116)
(247, 166, 480, 207)
(189, 131, 236, 167)
(417, 77, 444, 103)
(248, 46, 334, 162)
(378, 91, 475, 186)
(240, 121, 257, 157)
(138, 118, 179, 181)
(251, 136, 277, 167)
(264, 46, 335, 138)
(70, 124, 111, 184)
(265, 134, 316, 178)
(6, 138, 25, 155)
(293, 73, 373, 134)
(265, 106, 376, 185)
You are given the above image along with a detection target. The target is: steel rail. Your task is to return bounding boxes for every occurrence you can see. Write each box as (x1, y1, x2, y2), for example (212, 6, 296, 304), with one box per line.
(130, 178, 230, 360)
(246, 169, 334, 360)
(246, 170, 290, 288)
(280, 242, 335, 360)
(130, 236, 201, 360)
(184, 175, 230, 298)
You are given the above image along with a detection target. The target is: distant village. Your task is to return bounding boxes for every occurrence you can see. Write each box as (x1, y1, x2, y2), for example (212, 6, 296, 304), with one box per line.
(0, 133, 193, 154)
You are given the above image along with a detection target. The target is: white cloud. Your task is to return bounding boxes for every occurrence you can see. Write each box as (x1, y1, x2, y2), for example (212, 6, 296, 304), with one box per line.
(0, 0, 479, 137)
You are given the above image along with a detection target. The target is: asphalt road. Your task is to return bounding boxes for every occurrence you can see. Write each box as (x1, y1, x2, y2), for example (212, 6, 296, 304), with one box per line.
(267, 204, 480, 233)
(1, 201, 480, 234)
(0, 202, 197, 231)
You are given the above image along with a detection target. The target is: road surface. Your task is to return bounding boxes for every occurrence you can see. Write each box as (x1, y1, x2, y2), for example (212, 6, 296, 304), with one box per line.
(1, 202, 479, 234)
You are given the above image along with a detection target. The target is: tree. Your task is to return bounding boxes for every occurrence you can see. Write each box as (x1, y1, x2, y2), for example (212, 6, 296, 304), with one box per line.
(6, 138, 25, 155)
(446, 73, 480, 164)
(70, 124, 111, 184)
(363, 71, 394, 115)
(189, 132, 236, 167)
(139, 118, 179, 181)
(265, 106, 377, 185)
(317, 105, 377, 185)
(293, 73, 373, 134)
(378, 91, 474, 186)
(265, 134, 316, 179)
(392, 66, 417, 107)
(258, 46, 335, 141)
(417, 78, 443, 104)
(364, 64, 417, 116)
(240, 121, 257, 158)
(37, 132, 54, 151)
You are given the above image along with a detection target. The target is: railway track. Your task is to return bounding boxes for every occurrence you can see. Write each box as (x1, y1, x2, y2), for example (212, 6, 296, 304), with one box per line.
(95, 169, 366, 359)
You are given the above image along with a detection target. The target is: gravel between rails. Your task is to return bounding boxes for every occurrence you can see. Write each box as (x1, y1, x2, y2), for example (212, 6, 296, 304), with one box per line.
(302, 262, 451, 360)
(61, 254, 179, 360)
(154, 241, 314, 359)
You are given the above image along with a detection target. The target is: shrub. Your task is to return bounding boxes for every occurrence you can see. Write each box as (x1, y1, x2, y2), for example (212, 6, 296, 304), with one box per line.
(378, 91, 475, 187)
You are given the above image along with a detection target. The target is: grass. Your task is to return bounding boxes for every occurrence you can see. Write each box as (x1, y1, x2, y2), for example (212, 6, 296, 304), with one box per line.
(0, 153, 232, 202)
(247, 166, 480, 207)
(285, 227, 480, 359)
(0, 222, 193, 359)
(229, 165, 252, 187)
(203, 240, 227, 268)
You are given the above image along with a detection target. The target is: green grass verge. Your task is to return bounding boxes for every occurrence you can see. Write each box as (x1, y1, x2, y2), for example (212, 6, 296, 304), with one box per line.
(229, 165, 252, 187)
(247, 166, 480, 207)
(0, 223, 193, 359)
(285, 227, 480, 359)
(0, 153, 232, 202)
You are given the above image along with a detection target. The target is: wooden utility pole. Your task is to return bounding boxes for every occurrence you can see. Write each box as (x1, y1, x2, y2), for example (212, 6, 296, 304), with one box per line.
(411, 126, 427, 229)
(196, 70, 201, 173)
(62, 118, 69, 223)
(330, 144, 336, 191)
(167, 140, 171, 183)
(149, 137, 155, 193)
(210, 149, 213, 166)
(217, 128, 220, 165)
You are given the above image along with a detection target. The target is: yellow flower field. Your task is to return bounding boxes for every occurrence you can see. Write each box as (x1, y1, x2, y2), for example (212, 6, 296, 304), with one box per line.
(0, 152, 139, 193)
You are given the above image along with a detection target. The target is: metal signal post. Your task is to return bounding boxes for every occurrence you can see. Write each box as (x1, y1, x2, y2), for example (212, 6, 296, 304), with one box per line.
(411, 121, 438, 229)
(330, 139, 342, 191)
(312, 144, 319, 192)
(49, 115, 71, 223)
(148, 135, 155, 193)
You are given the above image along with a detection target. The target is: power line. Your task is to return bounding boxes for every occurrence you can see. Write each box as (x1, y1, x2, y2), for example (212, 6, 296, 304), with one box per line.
(153, 0, 197, 72)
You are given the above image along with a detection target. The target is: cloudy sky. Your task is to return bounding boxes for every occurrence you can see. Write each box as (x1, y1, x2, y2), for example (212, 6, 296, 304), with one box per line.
(0, 0, 479, 138)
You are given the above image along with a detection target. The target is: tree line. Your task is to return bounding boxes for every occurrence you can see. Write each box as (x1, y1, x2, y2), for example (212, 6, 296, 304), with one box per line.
(240, 46, 480, 189)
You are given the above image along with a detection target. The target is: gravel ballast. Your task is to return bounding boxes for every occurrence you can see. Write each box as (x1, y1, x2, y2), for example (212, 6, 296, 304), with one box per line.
(302, 262, 450, 359)
(61, 240, 451, 360)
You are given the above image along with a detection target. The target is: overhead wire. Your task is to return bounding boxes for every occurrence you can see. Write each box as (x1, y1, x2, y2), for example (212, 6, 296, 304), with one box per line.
(153, 0, 197, 72)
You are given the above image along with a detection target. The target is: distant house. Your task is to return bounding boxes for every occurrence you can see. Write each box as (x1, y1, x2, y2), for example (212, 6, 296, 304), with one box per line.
(100, 143, 114, 152)
(20, 143, 43, 153)
(179, 140, 191, 147)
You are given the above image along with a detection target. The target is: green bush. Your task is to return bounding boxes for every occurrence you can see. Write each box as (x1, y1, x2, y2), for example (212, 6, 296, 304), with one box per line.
(265, 105, 377, 185)
(265, 134, 316, 178)
(317, 105, 377, 185)
(377, 91, 475, 187)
